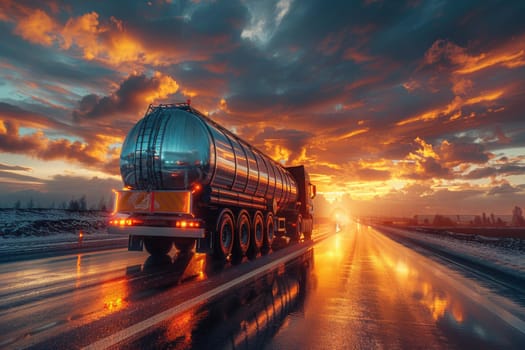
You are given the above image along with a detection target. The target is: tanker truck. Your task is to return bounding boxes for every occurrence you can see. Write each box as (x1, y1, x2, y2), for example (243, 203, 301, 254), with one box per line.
(108, 103, 316, 260)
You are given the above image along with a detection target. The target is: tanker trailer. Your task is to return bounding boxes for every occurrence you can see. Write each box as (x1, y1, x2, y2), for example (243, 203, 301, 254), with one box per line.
(108, 103, 316, 259)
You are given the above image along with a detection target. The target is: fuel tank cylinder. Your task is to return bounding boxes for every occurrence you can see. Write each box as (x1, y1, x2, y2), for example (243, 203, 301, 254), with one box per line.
(120, 104, 298, 212)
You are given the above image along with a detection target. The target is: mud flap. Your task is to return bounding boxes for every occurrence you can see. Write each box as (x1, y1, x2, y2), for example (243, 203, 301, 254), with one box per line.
(196, 233, 213, 253)
(128, 235, 144, 251)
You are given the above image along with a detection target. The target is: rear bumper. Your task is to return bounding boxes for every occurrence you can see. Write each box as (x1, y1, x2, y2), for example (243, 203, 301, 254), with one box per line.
(108, 225, 205, 239)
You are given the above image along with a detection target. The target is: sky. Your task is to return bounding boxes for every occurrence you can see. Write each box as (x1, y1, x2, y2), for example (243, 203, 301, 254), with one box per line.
(0, 0, 524, 217)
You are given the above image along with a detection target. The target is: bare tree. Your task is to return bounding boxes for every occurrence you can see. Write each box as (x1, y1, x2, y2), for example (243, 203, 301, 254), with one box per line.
(512, 206, 524, 226)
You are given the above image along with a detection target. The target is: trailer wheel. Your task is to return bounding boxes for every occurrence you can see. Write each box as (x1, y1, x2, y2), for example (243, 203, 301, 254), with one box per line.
(234, 211, 251, 258)
(263, 213, 274, 251)
(144, 237, 173, 256)
(248, 212, 264, 259)
(215, 210, 234, 259)
(253, 212, 264, 248)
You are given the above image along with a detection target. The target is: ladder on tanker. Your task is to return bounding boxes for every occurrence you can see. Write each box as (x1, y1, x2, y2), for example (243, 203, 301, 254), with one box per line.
(134, 106, 168, 190)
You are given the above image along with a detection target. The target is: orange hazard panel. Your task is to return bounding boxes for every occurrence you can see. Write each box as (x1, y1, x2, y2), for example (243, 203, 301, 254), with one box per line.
(115, 191, 191, 214)
(154, 191, 191, 213)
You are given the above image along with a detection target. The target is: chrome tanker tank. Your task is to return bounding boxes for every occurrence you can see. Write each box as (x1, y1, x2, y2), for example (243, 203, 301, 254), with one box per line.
(120, 103, 298, 213)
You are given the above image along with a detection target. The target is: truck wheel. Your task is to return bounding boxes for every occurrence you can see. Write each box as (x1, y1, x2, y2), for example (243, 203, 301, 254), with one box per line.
(174, 239, 195, 253)
(262, 213, 274, 252)
(303, 219, 313, 240)
(234, 211, 251, 258)
(304, 229, 312, 240)
(215, 210, 234, 259)
(288, 214, 303, 242)
(144, 237, 173, 256)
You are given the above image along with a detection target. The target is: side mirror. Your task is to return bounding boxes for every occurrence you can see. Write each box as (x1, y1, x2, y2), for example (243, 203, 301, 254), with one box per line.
(310, 184, 316, 199)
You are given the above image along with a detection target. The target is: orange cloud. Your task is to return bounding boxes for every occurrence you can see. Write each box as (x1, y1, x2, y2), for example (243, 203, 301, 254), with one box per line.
(0, 121, 46, 153)
(0, 119, 120, 175)
(397, 89, 504, 126)
(106, 34, 153, 65)
(451, 77, 473, 96)
(61, 12, 105, 60)
(144, 71, 179, 103)
(8, 8, 164, 67)
(412, 137, 439, 160)
(397, 109, 440, 126)
(335, 128, 370, 141)
(60, 12, 157, 66)
(14, 8, 59, 45)
(454, 48, 525, 75)
(73, 71, 180, 120)
(0, 120, 7, 134)
(357, 158, 391, 172)
(263, 140, 291, 164)
(464, 90, 503, 105)
(425, 39, 473, 66)
(425, 37, 525, 75)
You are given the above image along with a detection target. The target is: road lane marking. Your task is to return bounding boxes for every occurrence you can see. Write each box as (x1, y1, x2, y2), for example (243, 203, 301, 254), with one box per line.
(83, 243, 315, 350)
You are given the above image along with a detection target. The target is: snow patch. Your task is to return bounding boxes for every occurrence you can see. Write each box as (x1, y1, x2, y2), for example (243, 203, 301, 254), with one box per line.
(382, 226, 525, 276)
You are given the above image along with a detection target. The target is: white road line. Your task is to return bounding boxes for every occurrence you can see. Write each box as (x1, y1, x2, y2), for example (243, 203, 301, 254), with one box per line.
(83, 245, 312, 350)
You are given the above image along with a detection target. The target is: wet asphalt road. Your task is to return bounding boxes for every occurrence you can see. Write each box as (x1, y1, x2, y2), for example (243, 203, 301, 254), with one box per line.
(267, 223, 525, 349)
(1, 223, 524, 349)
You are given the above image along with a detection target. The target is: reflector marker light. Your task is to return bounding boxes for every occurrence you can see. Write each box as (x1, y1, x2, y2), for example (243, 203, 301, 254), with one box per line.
(109, 218, 201, 228)
(175, 220, 201, 228)
(109, 219, 143, 226)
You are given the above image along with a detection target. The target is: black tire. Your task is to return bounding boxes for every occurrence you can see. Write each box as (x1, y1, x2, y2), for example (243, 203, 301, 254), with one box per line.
(288, 214, 303, 241)
(144, 237, 173, 256)
(174, 238, 196, 253)
(252, 212, 264, 250)
(234, 211, 251, 258)
(214, 210, 234, 259)
(303, 218, 313, 240)
(304, 229, 312, 240)
(263, 213, 274, 251)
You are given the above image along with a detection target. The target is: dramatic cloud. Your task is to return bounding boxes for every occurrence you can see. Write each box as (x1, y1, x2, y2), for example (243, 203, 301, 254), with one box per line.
(73, 72, 179, 120)
(14, 8, 59, 45)
(0, 0, 524, 215)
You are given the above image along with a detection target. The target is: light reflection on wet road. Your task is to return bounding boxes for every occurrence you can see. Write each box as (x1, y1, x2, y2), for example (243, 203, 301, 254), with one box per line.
(267, 223, 525, 349)
(0, 248, 147, 347)
(1, 223, 525, 349)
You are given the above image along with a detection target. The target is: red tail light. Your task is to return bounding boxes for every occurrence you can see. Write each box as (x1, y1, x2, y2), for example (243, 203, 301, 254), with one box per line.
(191, 183, 202, 194)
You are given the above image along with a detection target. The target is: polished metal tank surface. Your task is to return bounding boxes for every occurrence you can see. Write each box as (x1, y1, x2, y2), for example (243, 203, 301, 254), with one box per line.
(120, 104, 297, 211)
